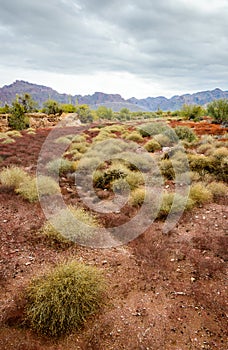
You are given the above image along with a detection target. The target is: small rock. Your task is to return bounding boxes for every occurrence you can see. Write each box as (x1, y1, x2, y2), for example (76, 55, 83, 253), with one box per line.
(191, 277, 196, 283)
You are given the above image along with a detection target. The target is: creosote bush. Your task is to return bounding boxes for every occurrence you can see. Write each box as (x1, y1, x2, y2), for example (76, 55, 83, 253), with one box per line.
(174, 126, 197, 143)
(0, 166, 29, 189)
(26, 261, 106, 337)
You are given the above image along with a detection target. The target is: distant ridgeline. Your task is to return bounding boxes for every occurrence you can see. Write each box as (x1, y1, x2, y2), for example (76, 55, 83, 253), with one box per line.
(0, 80, 228, 112)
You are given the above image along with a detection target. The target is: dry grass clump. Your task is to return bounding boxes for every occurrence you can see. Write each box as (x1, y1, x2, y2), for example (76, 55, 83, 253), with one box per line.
(129, 188, 145, 206)
(46, 158, 75, 175)
(42, 206, 101, 243)
(125, 131, 144, 142)
(189, 182, 213, 205)
(174, 126, 197, 143)
(154, 133, 172, 147)
(25, 261, 106, 337)
(207, 181, 228, 200)
(6, 130, 22, 137)
(16, 176, 60, 202)
(144, 139, 161, 152)
(158, 191, 193, 218)
(0, 166, 29, 189)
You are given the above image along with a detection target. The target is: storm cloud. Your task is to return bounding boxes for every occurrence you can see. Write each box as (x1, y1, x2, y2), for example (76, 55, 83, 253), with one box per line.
(0, 0, 228, 96)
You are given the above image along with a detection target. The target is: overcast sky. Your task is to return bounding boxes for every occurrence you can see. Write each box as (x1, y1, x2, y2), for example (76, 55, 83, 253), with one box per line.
(0, 0, 228, 98)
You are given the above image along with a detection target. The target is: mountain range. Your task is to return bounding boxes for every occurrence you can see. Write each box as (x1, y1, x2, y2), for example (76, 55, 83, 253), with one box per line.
(0, 80, 228, 112)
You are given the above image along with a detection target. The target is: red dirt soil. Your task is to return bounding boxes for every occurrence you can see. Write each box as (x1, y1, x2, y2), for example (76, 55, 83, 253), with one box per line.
(0, 123, 227, 350)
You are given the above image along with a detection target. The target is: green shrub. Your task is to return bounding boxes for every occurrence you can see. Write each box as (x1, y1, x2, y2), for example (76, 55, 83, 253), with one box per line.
(42, 206, 100, 243)
(46, 158, 75, 175)
(26, 261, 105, 337)
(189, 183, 213, 205)
(207, 181, 228, 199)
(93, 168, 127, 189)
(144, 139, 161, 152)
(16, 176, 60, 202)
(207, 98, 228, 123)
(0, 166, 29, 189)
(174, 126, 197, 143)
(160, 159, 175, 180)
(188, 154, 211, 174)
(8, 101, 29, 130)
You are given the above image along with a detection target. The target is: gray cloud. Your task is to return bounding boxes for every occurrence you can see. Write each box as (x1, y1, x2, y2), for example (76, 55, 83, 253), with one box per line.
(0, 0, 228, 94)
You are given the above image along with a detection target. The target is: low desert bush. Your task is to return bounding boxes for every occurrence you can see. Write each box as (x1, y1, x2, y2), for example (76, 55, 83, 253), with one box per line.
(129, 188, 145, 206)
(16, 176, 60, 202)
(25, 261, 106, 337)
(69, 142, 89, 153)
(112, 178, 129, 194)
(189, 182, 213, 205)
(138, 122, 166, 137)
(158, 191, 194, 218)
(154, 134, 172, 147)
(211, 147, 228, 160)
(102, 124, 126, 133)
(207, 181, 227, 199)
(6, 130, 22, 138)
(77, 156, 101, 172)
(188, 154, 211, 175)
(125, 171, 145, 190)
(160, 159, 175, 180)
(42, 206, 100, 243)
(197, 143, 214, 155)
(55, 136, 72, 145)
(72, 134, 87, 143)
(144, 139, 161, 152)
(174, 126, 197, 143)
(0, 166, 29, 189)
(122, 152, 152, 172)
(125, 131, 144, 142)
(1, 138, 15, 144)
(46, 158, 75, 175)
